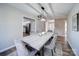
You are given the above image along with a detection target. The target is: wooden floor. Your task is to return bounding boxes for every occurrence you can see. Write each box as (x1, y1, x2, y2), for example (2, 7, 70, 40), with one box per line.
(56, 36, 75, 56)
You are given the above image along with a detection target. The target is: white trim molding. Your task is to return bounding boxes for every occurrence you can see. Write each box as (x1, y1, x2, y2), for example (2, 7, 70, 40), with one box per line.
(67, 40, 78, 56)
(0, 45, 15, 53)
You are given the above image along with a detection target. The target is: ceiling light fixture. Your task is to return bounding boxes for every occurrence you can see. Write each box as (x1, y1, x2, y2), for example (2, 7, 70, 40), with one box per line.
(40, 18, 46, 21)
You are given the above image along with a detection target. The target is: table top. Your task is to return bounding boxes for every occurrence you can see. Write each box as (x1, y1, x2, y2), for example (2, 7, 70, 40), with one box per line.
(22, 32, 53, 51)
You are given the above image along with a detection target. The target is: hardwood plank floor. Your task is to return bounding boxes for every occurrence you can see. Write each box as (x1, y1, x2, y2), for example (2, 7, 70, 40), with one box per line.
(56, 36, 75, 56)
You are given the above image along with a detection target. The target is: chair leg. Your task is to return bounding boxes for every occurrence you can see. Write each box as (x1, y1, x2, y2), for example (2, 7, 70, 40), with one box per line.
(51, 49, 53, 56)
(54, 46, 56, 52)
(53, 47, 56, 56)
(39, 47, 44, 56)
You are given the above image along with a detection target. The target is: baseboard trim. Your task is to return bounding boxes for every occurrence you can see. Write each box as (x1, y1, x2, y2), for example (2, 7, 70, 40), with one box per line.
(0, 45, 15, 53)
(67, 40, 78, 56)
(72, 49, 78, 56)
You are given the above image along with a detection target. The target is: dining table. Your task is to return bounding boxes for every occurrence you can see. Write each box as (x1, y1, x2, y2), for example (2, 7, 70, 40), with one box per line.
(22, 32, 53, 55)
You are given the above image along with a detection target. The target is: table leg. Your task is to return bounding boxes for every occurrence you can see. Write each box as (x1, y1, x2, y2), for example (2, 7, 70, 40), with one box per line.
(39, 47, 44, 56)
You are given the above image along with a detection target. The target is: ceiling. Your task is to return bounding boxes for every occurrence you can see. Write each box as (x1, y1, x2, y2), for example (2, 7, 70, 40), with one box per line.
(9, 3, 75, 20)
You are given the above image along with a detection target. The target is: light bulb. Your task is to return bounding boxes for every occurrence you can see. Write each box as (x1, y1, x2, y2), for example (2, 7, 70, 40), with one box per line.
(41, 18, 46, 21)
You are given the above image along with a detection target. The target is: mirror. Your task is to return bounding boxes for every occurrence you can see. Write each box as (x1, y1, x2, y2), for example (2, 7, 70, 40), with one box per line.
(72, 13, 79, 31)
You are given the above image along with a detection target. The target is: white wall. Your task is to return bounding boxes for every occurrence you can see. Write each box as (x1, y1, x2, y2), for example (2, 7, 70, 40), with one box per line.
(0, 4, 31, 52)
(0, 4, 45, 52)
(36, 20, 45, 33)
(67, 4, 79, 55)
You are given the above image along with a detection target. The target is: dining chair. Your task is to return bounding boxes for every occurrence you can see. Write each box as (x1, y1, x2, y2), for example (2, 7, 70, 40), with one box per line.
(14, 39, 37, 56)
(44, 34, 57, 56)
(53, 43, 63, 56)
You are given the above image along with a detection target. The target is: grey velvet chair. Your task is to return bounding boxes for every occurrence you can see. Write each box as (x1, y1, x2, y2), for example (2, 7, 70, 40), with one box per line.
(14, 39, 37, 56)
